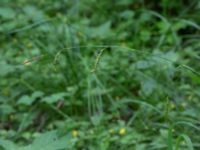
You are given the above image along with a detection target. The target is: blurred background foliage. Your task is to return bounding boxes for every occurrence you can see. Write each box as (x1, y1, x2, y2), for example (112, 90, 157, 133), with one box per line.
(0, 0, 200, 149)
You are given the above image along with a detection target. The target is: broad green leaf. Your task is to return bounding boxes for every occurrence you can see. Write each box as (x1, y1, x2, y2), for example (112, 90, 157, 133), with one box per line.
(0, 139, 19, 150)
(23, 5, 45, 21)
(0, 61, 15, 76)
(17, 91, 44, 106)
(140, 30, 151, 41)
(0, 7, 15, 19)
(17, 95, 34, 106)
(19, 131, 76, 150)
(31, 91, 44, 99)
(85, 21, 112, 39)
(135, 60, 154, 69)
(0, 104, 15, 115)
(141, 78, 156, 96)
(0, 134, 71, 150)
(119, 10, 134, 19)
(42, 92, 68, 104)
(91, 115, 102, 126)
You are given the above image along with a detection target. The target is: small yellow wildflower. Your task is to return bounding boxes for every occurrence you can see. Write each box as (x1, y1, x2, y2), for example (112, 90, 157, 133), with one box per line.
(72, 130, 78, 137)
(119, 128, 126, 135)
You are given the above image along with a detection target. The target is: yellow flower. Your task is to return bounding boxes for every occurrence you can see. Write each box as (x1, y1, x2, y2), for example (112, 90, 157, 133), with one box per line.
(119, 128, 126, 135)
(72, 130, 78, 137)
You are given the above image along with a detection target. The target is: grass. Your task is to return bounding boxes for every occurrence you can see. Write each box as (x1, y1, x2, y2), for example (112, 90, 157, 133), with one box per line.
(0, 0, 200, 149)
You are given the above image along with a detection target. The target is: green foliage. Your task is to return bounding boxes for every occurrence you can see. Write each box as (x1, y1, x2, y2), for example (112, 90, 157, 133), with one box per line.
(0, 0, 200, 149)
(0, 131, 76, 150)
